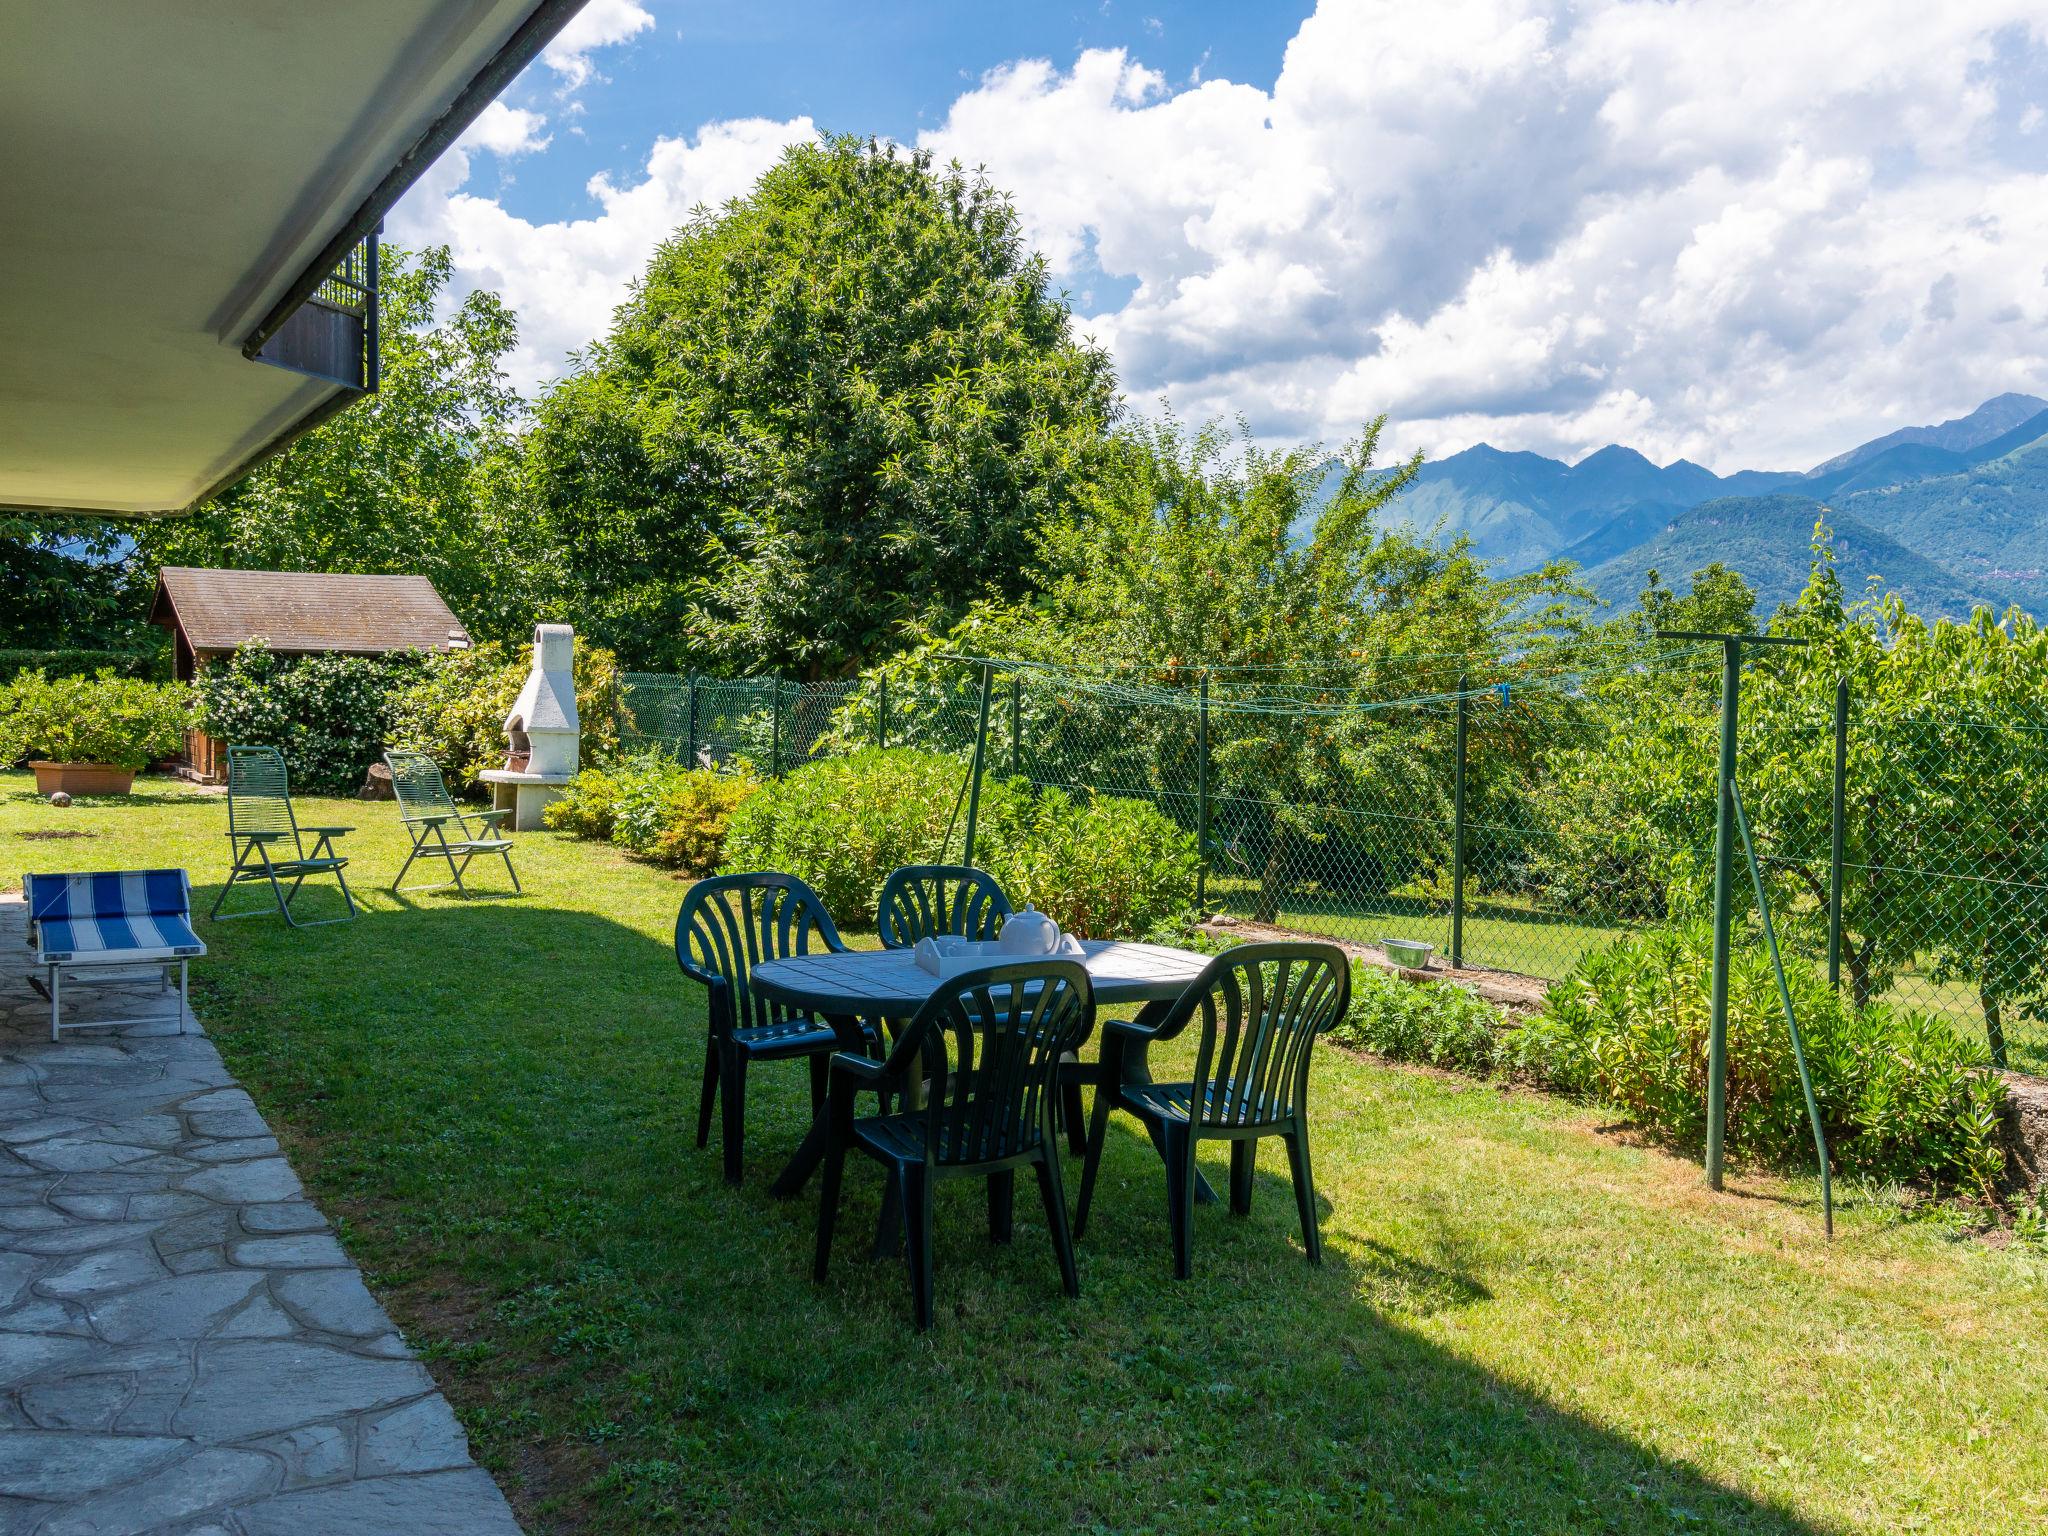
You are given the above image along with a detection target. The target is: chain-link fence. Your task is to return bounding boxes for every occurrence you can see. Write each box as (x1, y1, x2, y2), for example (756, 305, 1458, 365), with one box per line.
(617, 655, 2048, 1075)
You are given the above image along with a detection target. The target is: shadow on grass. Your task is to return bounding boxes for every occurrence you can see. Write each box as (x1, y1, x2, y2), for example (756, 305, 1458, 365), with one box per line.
(186, 893, 1831, 1535)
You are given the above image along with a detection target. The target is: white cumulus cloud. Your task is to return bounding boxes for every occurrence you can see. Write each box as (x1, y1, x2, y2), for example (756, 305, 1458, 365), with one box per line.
(396, 0, 2048, 469)
(461, 101, 551, 157)
(919, 0, 2048, 469)
(392, 117, 816, 393)
(541, 0, 655, 91)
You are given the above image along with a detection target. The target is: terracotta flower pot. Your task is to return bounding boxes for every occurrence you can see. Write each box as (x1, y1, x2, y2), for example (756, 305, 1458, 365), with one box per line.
(29, 761, 137, 797)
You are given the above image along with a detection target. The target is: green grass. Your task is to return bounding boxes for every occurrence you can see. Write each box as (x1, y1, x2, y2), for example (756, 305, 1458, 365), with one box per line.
(1206, 877, 1633, 980)
(8, 772, 2048, 1534)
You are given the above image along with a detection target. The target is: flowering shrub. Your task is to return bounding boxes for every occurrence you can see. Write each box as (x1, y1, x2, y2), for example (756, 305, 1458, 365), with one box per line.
(195, 643, 421, 795)
(0, 669, 193, 770)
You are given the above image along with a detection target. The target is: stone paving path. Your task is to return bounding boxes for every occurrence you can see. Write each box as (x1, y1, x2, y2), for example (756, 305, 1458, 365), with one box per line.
(0, 899, 522, 1535)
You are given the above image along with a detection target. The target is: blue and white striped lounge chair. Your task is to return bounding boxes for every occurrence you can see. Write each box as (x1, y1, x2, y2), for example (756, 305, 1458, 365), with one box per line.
(23, 869, 206, 1042)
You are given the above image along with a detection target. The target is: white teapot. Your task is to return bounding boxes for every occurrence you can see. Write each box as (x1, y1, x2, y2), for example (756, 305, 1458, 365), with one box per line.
(996, 904, 1061, 956)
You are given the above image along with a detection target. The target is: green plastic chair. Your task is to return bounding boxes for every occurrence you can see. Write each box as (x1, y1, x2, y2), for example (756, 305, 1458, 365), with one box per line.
(875, 864, 1013, 948)
(1076, 941, 1350, 1278)
(211, 745, 357, 927)
(814, 959, 1095, 1331)
(384, 749, 520, 895)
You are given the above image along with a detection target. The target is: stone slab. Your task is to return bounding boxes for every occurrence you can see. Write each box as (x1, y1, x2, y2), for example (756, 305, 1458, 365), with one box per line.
(0, 898, 525, 1533)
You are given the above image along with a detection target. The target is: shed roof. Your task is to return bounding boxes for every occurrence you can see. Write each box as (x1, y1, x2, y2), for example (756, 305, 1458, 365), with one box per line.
(149, 568, 470, 655)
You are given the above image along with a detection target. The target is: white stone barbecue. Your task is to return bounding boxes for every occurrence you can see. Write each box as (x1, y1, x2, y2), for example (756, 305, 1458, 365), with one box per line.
(479, 623, 578, 830)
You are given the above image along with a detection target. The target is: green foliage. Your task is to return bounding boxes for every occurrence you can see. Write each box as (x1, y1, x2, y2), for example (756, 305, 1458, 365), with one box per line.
(719, 747, 1194, 935)
(976, 785, 1200, 939)
(546, 755, 760, 875)
(0, 647, 168, 683)
(1330, 965, 1508, 1075)
(525, 136, 1117, 674)
(1513, 925, 2008, 1195)
(542, 766, 626, 842)
(387, 641, 622, 794)
(1544, 528, 2048, 1062)
(829, 413, 1596, 922)
(0, 515, 157, 652)
(195, 643, 421, 794)
(0, 670, 192, 770)
(136, 246, 544, 644)
(613, 755, 760, 872)
(1634, 561, 1757, 638)
(721, 749, 1007, 925)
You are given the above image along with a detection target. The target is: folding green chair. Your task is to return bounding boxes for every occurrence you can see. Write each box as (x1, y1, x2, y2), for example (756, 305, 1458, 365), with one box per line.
(212, 745, 357, 927)
(385, 749, 521, 896)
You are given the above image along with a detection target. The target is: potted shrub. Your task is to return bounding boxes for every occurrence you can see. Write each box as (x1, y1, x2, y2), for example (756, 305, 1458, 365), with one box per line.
(0, 669, 193, 796)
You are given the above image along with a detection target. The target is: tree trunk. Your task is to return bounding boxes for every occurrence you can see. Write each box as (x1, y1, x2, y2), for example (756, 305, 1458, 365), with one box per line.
(1846, 939, 1876, 1012)
(1984, 989, 2008, 1071)
(1254, 820, 1289, 925)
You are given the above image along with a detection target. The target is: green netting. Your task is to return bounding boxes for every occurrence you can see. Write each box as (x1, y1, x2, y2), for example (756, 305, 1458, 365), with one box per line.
(616, 655, 2048, 1076)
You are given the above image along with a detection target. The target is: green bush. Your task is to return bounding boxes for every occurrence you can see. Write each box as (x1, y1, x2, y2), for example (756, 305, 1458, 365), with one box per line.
(721, 750, 1003, 924)
(0, 669, 193, 770)
(545, 753, 759, 875)
(1512, 925, 2008, 1195)
(720, 748, 1199, 935)
(387, 640, 623, 794)
(195, 642, 421, 795)
(613, 756, 759, 874)
(1331, 964, 1507, 1075)
(0, 646, 170, 683)
(979, 785, 1201, 939)
(542, 766, 625, 842)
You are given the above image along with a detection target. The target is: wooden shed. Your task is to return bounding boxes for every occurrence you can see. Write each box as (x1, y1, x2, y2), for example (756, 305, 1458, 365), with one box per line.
(149, 567, 471, 780)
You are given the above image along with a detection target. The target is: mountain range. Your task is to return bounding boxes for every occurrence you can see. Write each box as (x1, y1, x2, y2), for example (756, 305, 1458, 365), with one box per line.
(1376, 392, 2048, 618)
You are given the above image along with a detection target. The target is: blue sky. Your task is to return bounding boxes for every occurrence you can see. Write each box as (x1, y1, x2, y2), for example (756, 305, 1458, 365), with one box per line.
(480, 3, 1313, 227)
(392, 1, 2048, 472)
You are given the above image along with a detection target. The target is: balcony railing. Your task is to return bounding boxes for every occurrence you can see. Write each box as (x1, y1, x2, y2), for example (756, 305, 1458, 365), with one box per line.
(252, 230, 379, 392)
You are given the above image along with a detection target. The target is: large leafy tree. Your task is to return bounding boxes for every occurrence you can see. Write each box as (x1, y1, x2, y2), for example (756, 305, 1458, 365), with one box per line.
(844, 415, 1595, 921)
(136, 245, 538, 642)
(0, 515, 154, 652)
(527, 135, 1118, 676)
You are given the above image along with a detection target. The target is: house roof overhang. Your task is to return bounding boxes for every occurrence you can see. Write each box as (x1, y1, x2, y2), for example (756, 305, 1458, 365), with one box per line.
(0, 0, 588, 518)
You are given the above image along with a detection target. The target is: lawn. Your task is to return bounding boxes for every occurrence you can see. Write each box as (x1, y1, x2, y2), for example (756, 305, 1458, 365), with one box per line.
(6, 772, 2048, 1535)
(1204, 877, 1632, 982)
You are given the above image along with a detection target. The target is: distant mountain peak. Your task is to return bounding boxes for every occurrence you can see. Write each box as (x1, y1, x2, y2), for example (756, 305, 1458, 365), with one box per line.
(1375, 391, 2046, 620)
(1808, 392, 2048, 477)
(1573, 444, 1654, 468)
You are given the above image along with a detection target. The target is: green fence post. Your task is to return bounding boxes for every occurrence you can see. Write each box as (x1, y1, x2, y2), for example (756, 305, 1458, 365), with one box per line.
(1732, 778, 1834, 1238)
(1657, 628, 1807, 1194)
(875, 673, 887, 750)
(1828, 676, 1848, 989)
(963, 663, 995, 867)
(686, 674, 699, 764)
(1452, 674, 1469, 970)
(1197, 670, 1211, 911)
(770, 680, 783, 778)
(1705, 639, 1740, 1191)
(1009, 673, 1023, 780)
